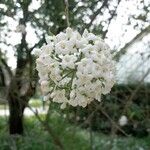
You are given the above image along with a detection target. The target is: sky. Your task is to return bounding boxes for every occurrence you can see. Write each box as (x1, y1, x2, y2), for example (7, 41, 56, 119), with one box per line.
(0, 0, 150, 83)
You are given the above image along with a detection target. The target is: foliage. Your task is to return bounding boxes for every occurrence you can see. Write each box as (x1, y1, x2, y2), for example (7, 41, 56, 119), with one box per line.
(67, 83, 150, 137)
(0, 115, 150, 150)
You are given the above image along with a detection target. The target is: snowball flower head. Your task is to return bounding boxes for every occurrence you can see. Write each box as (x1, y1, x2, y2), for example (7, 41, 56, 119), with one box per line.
(36, 27, 116, 109)
(119, 115, 128, 126)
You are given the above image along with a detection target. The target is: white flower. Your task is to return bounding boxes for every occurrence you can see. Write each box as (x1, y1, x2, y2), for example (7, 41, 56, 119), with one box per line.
(56, 33, 67, 43)
(66, 27, 73, 38)
(41, 44, 54, 55)
(87, 33, 97, 41)
(61, 54, 77, 69)
(36, 27, 116, 108)
(50, 67, 62, 83)
(60, 103, 67, 109)
(51, 89, 68, 103)
(119, 115, 128, 126)
(76, 38, 88, 48)
(69, 99, 78, 107)
(82, 29, 89, 37)
(40, 80, 49, 94)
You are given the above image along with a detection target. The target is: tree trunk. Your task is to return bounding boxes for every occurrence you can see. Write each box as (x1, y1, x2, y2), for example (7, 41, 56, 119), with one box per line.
(8, 97, 25, 135)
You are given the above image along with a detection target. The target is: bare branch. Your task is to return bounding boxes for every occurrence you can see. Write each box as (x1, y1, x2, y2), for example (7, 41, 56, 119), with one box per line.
(122, 68, 150, 114)
(86, 0, 109, 29)
(114, 25, 150, 61)
(99, 106, 129, 136)
(102, 0, 121, 39)
(63, 0, 70, 27)
(0, 57, 13, 78)
(79, 102, 128, 136)
(27, 104, 64, 150)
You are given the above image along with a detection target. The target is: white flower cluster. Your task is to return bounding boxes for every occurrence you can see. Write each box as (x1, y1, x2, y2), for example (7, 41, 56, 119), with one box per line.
(35, 27, 115, 109)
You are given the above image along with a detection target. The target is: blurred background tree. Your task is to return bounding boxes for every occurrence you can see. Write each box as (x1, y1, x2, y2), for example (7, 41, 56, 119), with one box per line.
(0, 0, 150, 137)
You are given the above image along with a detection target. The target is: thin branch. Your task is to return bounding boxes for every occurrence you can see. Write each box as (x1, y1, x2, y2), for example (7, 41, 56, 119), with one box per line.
(0, 66, 5, 86)
(27, 105, 64, 150)
(122, 68, 150, 114)
(79, 102, 128, 136)
(86, 0, 109, 29)
(114, 25, 150, 61)
(102, 0, 121, 39)
(63, 0, 70, 27)
(89, 106, 94, 150)
(0, 57, 13, 78)
(80, 103, 102, 127)
(99, 106, 129, 136)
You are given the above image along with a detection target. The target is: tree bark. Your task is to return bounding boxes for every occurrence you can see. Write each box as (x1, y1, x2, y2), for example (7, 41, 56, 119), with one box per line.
(8, 96, 25, 135)
(9, 102, 24, 135)
(7, 77, 26, 135)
